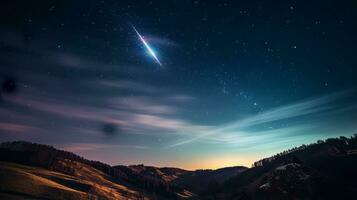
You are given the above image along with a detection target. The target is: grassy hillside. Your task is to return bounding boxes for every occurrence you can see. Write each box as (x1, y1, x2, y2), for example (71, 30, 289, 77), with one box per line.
(0, 135, 356, 200)
(203, 135, 357, 200)
(0, 141, 187, 199)
(0, 161, 146, 200)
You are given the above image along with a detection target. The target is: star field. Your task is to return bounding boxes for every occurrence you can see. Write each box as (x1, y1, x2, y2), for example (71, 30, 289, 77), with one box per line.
(0, 0, 356, 169)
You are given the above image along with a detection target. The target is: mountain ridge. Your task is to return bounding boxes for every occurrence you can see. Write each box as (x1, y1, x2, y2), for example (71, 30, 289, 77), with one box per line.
(0, 135, 357, 199)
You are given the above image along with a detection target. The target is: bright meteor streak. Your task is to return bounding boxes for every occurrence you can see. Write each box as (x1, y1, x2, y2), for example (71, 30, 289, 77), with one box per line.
(131, 25, 162, 67)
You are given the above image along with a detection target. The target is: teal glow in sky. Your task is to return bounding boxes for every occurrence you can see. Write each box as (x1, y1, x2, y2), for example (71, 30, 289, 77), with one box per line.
(0, 1, 356, 169)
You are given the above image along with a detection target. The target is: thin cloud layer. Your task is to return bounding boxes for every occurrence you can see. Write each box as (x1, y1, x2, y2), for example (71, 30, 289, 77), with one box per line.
(169, 91, 357, 148)
(62, 143, 148, 153)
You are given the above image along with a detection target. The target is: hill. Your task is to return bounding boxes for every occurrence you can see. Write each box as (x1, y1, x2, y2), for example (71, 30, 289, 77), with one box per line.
(0, 141, 246, 199)
(0, 141, 185, 199)
(0, 161, 145, 200)
(202, 135, 357, 199)
(0, 135, 357, 199)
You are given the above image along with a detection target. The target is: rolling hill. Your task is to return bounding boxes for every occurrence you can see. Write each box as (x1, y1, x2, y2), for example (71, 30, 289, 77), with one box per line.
(0, 135, 356, 199)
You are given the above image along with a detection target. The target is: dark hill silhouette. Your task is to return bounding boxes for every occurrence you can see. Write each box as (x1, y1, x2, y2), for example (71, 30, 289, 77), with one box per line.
(0, 141, 184, 199)
(0, 141, 246, 199)
(203, 134, 357, 199)
(0, 134, 357, 199)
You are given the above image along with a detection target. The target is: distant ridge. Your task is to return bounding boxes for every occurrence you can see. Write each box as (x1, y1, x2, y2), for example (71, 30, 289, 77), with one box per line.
(0, 135, 357, 199)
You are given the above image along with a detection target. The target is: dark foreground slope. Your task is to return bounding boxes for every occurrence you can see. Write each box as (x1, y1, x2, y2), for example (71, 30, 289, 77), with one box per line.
(0, 141, 187, 199)
(0, 161, 145, 200)
(0, 141, 245, 199)
(125, 164, 247, 194)
(202, 135, 357, 200)
(0, 135, 356, 200)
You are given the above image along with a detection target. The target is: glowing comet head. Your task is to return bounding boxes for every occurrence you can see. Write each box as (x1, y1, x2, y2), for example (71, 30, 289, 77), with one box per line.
(131, 25, 163, 67)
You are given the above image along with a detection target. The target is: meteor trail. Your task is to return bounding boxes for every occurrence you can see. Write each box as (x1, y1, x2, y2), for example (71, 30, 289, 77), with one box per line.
(131, 25, 162, 67)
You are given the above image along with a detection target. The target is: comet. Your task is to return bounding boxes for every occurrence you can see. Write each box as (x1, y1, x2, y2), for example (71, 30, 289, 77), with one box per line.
(131, 25, 163, 67)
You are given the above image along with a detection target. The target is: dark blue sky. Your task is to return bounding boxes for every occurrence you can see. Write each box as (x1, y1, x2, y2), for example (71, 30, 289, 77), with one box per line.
(0, 0, 356, 169)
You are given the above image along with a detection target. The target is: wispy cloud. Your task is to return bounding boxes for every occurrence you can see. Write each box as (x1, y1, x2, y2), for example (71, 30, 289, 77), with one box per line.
(166, 95, 196, 103)
(0, 122, 39, 134)
(130, 114, 211, 134)
(98, 80, 162, 94)
(168, 91, 356, 147)
(3, 83, 202, 136)
(110, 97, 176, 114)
(0, 29, 200, 142)
(62, 143, 148, 152)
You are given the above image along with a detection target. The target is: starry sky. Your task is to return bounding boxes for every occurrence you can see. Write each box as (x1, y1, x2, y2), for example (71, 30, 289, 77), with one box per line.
(0, 0, 357, 169)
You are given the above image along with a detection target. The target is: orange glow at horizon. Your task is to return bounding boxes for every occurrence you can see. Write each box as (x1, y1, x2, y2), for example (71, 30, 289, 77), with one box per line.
(177, 156, 257, 170)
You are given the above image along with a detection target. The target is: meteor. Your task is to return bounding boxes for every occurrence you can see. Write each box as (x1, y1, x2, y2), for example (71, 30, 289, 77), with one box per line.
(131, 25, 163, 67)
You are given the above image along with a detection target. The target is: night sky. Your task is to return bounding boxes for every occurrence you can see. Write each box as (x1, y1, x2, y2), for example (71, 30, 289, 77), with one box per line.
(0, 1, 357, 169)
